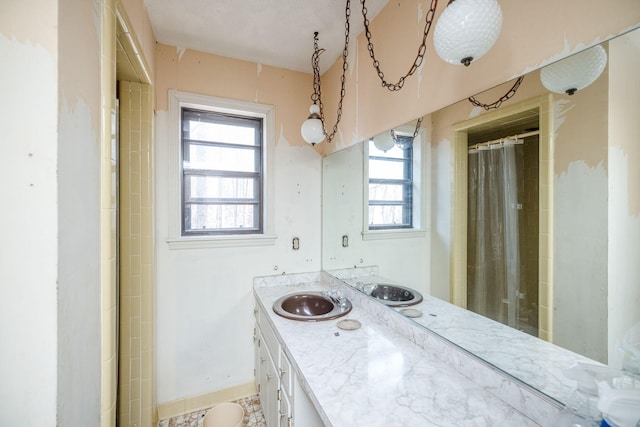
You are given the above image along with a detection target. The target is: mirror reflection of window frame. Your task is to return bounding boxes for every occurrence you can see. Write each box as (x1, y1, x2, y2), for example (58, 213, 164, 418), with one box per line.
(362, 124, 426, 236)
(367, 137, 414, 230)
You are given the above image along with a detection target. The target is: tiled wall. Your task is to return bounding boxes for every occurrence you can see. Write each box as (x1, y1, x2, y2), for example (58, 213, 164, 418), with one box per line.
(119, 80, 154, 427)
(519, 135, 540, 332)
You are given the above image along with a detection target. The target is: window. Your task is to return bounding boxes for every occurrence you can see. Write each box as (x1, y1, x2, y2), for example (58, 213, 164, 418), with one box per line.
(367, 136, 414, 230)
(168, 91, 275, 249)
(181, 108, 263, 235)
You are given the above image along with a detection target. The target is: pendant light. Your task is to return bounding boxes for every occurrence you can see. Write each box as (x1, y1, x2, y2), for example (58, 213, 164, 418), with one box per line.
(301, 0, 506, 144)
(301, 104, 325, 145)
(300, 1, 351, 146)
(433, 0, 503, 66)
(540, 45, 608, 95)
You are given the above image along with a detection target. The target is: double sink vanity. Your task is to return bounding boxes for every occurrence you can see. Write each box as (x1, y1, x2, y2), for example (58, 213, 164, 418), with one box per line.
(253, 268, 595, 426)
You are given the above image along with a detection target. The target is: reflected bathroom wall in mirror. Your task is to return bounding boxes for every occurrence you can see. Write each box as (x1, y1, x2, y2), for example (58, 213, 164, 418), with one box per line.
(322, 120, 431, 298)
(322, 28, 640, 407)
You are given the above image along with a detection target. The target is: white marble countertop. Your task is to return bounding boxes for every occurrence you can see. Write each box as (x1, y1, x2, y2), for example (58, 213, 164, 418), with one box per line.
(254, 278, 540, 427)
(334, 272, 599, 415)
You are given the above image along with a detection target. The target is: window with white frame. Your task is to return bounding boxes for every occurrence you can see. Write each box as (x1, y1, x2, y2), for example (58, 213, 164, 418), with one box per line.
(167, 91, 275, 249)
(367, 136, 414, 230)
(180, 107, 264, 236)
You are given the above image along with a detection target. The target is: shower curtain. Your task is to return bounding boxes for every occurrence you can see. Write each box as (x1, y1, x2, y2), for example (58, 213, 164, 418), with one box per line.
(467, 140, 521, 328)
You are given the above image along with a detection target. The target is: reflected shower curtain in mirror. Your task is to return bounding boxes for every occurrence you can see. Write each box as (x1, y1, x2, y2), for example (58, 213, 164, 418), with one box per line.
(467, 140, 521, 328)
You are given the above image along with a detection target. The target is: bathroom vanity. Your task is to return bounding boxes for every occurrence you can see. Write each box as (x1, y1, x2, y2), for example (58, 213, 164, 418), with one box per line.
(254, 292, 325, 427)
(253, 271, 573, 426)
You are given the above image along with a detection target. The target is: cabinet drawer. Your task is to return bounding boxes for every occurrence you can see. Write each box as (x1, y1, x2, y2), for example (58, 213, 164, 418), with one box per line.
(258, 305, 280, 358)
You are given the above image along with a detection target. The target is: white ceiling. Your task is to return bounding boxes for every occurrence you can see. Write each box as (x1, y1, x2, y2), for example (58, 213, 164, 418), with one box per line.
(143, 0, 389, 73)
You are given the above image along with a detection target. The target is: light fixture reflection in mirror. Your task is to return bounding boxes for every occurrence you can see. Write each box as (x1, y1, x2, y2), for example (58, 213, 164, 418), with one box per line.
(373, 131, 395, 152)
(541, 44, 608, 95)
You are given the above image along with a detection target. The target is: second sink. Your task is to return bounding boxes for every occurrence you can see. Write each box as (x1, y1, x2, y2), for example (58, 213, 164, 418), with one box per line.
(366, 283, 423, 307)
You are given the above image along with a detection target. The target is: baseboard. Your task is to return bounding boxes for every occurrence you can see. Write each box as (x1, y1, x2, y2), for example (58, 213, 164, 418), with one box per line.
(157, 382, 257, 421)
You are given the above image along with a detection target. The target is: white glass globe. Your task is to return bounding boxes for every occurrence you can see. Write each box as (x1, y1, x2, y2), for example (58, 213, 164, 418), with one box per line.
(434, 0, 503, 66)
(373, 132, 395, 152)
(540, 45, 608, 95)
(301, 104, 325, 145)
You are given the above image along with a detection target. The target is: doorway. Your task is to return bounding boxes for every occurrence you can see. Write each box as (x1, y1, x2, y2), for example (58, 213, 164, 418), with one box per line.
(115, 9, 155, 427)
(450, 95, 554, 342)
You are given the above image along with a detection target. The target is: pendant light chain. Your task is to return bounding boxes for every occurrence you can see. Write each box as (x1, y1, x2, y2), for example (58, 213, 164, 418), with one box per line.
(312, 0, 351, 143)
(468, 76, 525, 110)
(391, 116, 424, 147)
(361, 0, 439, 91)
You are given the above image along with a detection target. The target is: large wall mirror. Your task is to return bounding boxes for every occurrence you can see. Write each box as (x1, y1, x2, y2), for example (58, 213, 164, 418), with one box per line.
(322, 27, 640, 408)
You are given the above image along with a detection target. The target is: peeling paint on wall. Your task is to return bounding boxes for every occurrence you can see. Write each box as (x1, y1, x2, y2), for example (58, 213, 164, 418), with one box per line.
(0, 31, 58, 427)
(552, 98, 575, 140)
(608, 146, 640, 370)
(554, 160, 608, 362)
(469, 106, 483, 119)
(177, 46, 186, 61)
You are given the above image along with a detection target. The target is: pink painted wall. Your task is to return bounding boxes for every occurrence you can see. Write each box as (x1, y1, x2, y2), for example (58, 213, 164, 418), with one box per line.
(322, 0, 640, 154)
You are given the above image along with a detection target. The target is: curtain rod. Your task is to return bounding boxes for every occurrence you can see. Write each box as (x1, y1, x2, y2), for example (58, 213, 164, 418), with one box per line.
(468, 129, 540, 150)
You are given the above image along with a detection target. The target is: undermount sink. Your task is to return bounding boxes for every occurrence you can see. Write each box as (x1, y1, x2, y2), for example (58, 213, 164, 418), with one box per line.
(272, 291, 352, 321)
(365, 283, 423, 307)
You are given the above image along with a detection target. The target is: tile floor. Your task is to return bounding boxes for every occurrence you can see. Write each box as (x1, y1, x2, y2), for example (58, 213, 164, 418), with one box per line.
(157, 394, 266, 427)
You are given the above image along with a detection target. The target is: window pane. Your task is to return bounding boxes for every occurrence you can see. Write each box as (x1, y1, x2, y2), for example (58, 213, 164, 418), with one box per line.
(367, 137, 413, 230)
(181, 107, 264, 236)
(185, 144, 258, 173)
(369, 159, 405, 180)
(369, 183, 404, 202)
(187, 120, 258, 146)
(368, 205, 407, 226)
(186, 175, 256, 200)
(186, 204, 258, 231)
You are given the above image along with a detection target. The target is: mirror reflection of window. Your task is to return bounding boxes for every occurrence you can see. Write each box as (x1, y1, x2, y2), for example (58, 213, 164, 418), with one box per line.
(367, 137, 413, 229)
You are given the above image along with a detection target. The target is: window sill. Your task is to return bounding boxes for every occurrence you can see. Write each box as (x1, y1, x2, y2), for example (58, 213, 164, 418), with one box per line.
(167, 234, 277, 250)
(361, 229, 427, 241)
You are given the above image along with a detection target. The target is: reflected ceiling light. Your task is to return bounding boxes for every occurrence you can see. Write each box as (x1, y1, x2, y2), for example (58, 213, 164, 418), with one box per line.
(540, 45, 608, 95)
(433, 0, 503, 66)
(373, 132, 395, 152)
(373, 117, 424, 152)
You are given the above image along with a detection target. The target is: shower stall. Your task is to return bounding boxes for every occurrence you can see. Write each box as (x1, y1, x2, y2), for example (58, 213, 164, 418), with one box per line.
(466, 132, 540, 336)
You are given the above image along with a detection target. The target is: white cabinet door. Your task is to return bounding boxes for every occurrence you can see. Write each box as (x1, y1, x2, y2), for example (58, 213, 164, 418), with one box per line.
(256, 303, 324, 427)
(279, 387, 292, 427)
(254, 327, 261, 392)
(259, 340, 280, 427)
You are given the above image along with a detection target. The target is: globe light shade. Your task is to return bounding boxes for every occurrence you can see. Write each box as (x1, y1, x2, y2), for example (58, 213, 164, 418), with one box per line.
(434, 0, 503, 66)
(373, 131, 395, 152)
(540, 45, 608, 95)
(301, 104, 325, 145)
